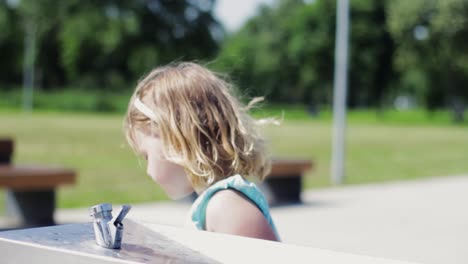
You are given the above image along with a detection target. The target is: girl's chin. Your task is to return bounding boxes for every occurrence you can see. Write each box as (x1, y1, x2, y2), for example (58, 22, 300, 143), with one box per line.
(166, 189, 195, 200)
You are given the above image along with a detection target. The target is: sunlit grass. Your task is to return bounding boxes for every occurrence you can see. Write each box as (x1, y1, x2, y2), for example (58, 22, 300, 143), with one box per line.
(0, 110, 467, 212)
(265, 121, 468, 189)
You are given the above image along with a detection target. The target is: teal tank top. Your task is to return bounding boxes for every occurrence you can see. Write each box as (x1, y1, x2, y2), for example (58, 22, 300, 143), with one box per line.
(187, 174, 280, 240)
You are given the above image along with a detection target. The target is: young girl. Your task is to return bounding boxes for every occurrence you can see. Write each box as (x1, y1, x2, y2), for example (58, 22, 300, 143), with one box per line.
(124, 62, 280, 241)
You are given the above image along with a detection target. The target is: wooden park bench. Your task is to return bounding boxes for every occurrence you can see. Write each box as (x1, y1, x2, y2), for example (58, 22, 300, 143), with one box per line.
(262, 158, 313, 205)
(0, 139, 76, 228)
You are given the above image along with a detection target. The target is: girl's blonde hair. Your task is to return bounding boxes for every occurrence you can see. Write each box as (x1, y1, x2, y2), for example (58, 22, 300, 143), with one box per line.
(124, 62, 271, 192)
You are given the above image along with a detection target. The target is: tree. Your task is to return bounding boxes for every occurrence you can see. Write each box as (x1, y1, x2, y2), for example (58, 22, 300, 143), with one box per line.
(388, 0, 468, 121)
(213, 0, 395, 109)
(0, 0, 223, 90)
(214, 0, 331, 104)
(0, 0, 23, 85)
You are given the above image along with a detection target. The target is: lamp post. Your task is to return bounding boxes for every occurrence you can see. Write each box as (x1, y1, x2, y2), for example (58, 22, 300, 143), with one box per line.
(331, 0, 350, 185)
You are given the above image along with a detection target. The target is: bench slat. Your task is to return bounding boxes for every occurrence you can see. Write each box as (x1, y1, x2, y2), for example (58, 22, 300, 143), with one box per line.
(0, 165, 76, 190)
(269, 159, 313, 177)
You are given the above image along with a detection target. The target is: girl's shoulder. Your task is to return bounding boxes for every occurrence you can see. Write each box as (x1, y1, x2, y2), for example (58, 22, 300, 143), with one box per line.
(205, 188, 278, 240)
(189, 174, 280, 240)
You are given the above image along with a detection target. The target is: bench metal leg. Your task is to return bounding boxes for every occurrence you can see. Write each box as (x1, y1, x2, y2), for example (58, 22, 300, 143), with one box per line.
(5, 189, 56, 227)
(261, 175, 302, 205)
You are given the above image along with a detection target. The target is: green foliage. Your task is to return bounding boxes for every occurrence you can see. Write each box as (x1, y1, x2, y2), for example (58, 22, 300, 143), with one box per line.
(214, 0, 468, 118)
(1, 0, 468, 120)
(0, 88, 132, 113)
(388, 0, 468, 110)
(0, 0, 222, 89)
(213, 0, 395, 108)
(0, 1, 23, 83)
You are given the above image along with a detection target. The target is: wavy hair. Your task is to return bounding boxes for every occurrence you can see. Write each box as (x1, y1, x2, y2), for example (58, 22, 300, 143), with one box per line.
(124, 62, 272, 191)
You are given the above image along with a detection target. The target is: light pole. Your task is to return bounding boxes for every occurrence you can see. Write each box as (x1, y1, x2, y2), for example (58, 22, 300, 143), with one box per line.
(331, 0, 350, 185)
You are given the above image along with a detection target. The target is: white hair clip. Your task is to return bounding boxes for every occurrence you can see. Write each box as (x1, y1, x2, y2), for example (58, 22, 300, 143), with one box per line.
(134, 97, 157, 121)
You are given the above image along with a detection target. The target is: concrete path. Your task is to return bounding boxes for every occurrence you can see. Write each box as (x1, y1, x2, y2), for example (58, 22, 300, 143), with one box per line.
(272, 175, 467, 264)
(32, 175, 468, 263)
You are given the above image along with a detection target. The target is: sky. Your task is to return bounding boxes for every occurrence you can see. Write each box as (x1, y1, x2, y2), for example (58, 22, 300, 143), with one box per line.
(214, 0, 275, 32)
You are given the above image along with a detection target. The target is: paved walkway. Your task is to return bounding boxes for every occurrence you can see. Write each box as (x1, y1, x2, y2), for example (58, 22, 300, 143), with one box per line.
(29, 175, 468, 263)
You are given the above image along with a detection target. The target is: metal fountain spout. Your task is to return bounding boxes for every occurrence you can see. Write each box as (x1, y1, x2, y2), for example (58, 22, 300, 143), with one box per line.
(89, 203, 132, 249)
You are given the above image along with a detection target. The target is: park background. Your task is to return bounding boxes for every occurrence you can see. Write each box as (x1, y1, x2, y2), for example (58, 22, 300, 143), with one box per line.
(0, 0, 467, 211)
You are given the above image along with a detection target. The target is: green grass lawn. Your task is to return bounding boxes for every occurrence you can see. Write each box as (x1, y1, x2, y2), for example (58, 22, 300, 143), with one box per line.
(0, 110, 467, 212)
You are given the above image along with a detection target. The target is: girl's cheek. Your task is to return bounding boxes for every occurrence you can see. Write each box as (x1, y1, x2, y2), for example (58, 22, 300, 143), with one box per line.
(146, 161, 156, 181)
